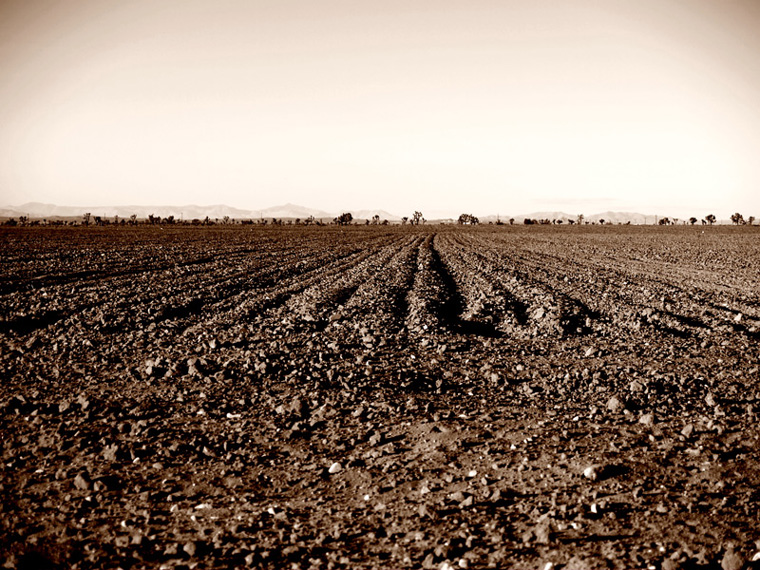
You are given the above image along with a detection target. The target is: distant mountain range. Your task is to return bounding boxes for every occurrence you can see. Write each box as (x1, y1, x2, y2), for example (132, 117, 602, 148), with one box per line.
(478, 211, 655, 224)
(0, 202, 401, 222)
(255, 204, 402, 222)
(0, 202, 731, 225)
(0, 202, 257, 221)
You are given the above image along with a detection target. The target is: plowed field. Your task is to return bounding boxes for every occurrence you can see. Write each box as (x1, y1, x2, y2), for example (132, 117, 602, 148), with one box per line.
(2, 225, 759, 569)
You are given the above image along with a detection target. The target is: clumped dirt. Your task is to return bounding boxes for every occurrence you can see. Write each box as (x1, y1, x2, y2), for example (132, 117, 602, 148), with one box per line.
(1, 225, 759, 569)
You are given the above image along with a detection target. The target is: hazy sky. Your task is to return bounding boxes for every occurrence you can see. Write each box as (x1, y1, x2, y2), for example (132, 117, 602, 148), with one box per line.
(2, 0, 760, 218)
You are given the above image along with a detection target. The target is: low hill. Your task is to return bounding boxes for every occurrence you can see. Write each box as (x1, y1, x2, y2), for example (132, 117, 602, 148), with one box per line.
(255, 203, 333, 220)
(351, 209, 401, 222)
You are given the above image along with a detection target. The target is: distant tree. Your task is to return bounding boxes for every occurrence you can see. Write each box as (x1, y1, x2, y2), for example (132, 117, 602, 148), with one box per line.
(129, 214, 137, 225)
(458, 213, 479, 225)
(556, 219, 563, 224)
(82, 212, 91, 226)
(599, 219, 605, 225)
(748, 216, 755, 226)
(222, 215, 231, 224)
(577, 214, 584, 225)
(94, 216, 102, 226)
(412, 211, 424, 225)
(371, 214, 380, 225)
(658, 217, 670, 225)
(5, 218, 18, 226)
(381, 219, 389, 225)
(524, 218, 535, 225)
(706, 214, 716, 225)
(165, 215, 175, 224)
(689, 217, 698, 225)
(509, 218, 515, 225)
(730, 212, 744, 225)
(401, 217, 408, 225)
(334, 212, 353, 226)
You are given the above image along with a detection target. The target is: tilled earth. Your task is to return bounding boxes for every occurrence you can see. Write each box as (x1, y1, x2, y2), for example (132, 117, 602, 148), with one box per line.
(1, 224, 759, 569)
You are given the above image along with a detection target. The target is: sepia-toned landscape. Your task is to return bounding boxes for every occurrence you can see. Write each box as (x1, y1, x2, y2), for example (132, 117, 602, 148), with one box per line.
(2, 223, 759, 569)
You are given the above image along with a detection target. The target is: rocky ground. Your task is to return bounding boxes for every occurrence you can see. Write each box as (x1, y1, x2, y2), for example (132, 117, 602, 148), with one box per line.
(1, 224, 759, 569)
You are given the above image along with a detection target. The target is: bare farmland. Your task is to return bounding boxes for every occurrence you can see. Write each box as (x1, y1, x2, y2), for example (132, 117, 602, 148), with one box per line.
(1, 225, 759, 569)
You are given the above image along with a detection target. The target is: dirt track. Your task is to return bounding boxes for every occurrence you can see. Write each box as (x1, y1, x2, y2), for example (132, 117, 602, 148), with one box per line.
(2, 225, 759, 569)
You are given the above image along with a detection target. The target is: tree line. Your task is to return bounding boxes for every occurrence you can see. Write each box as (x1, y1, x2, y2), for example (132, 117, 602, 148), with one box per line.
(3, 210, 756, 227)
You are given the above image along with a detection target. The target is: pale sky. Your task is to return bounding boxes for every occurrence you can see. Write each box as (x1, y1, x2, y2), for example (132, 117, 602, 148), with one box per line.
(1, 0, 759, 218)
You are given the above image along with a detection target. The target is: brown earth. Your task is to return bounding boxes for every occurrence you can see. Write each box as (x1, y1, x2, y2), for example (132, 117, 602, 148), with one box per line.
(1, 224, 759, 570)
